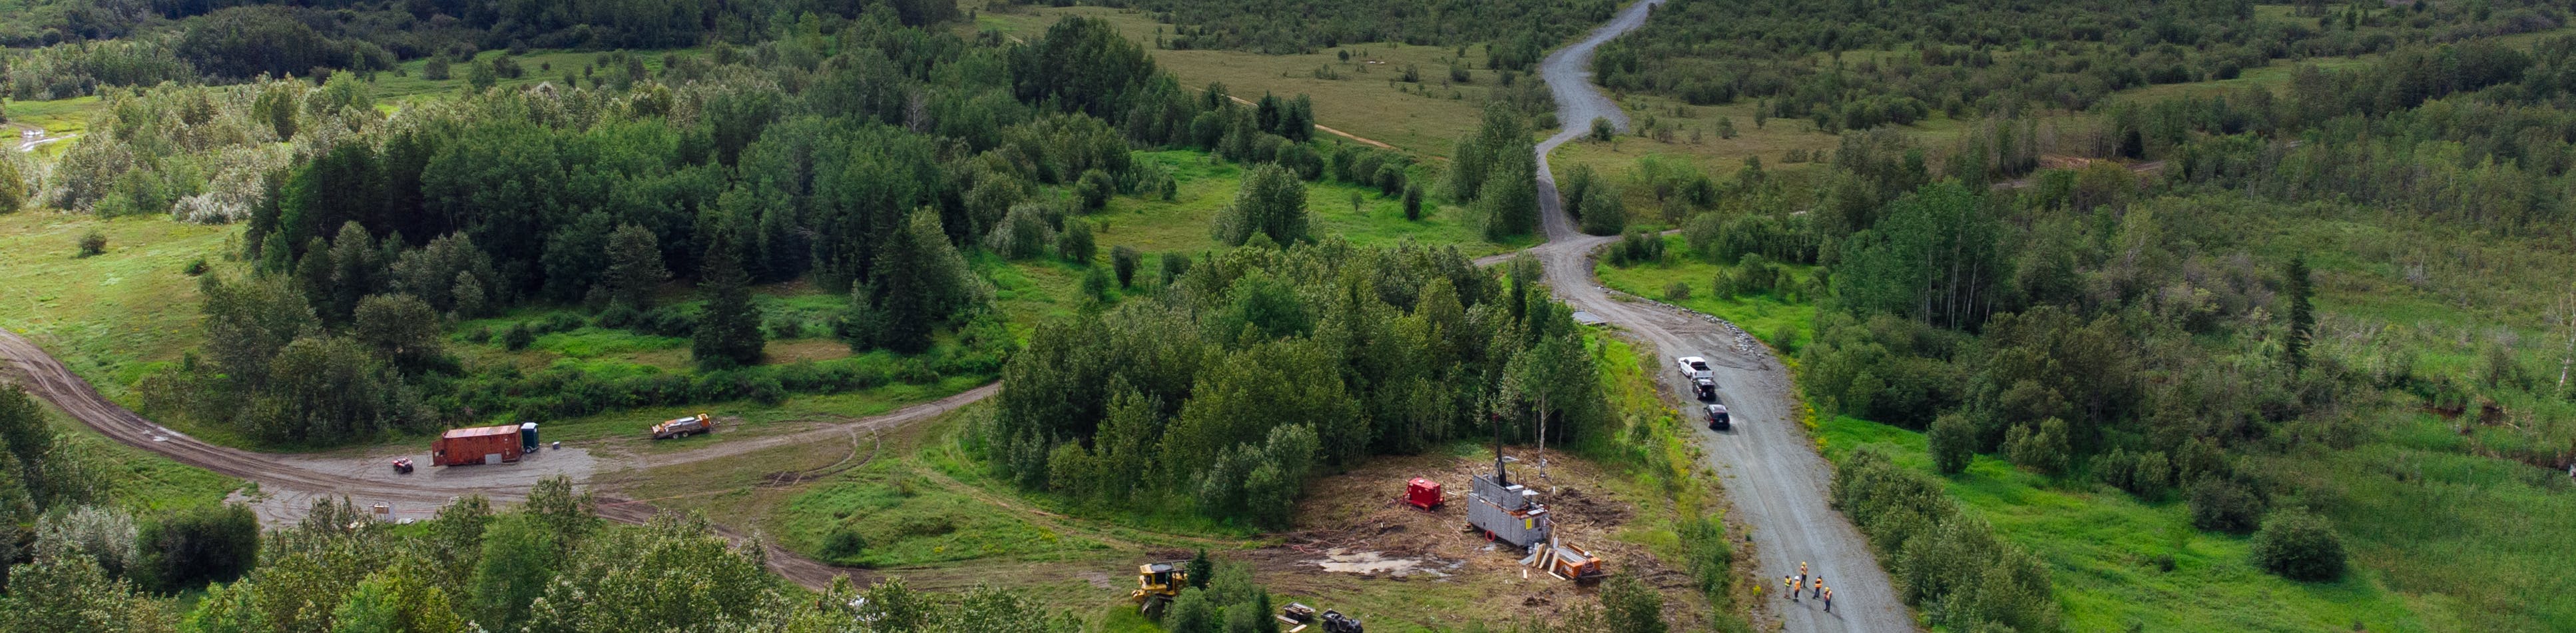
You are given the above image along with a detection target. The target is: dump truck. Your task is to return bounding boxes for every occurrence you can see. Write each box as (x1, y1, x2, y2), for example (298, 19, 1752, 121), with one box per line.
(651, 414, 716, 440)
(1131, 562, 1188, 616)
(432, 424, 527, 466)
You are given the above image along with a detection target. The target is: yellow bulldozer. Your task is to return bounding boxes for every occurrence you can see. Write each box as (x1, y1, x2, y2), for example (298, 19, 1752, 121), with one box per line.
(1130, 562, 1189, 616)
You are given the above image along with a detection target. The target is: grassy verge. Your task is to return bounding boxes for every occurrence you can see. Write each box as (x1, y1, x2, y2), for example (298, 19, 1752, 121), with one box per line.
(1593, 235, 1815, 350)
(0, 212, 241, 402)
(1817, 415, 2453, 632)
(1581, 331, 1754, 631)
(39, 400, 244, 512)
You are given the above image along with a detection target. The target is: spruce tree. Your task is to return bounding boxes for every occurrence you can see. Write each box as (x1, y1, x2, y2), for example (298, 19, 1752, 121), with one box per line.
(692, 236, 765, 370)
(2284, 255, 2314, 372)
(870, 218, 935, 354)
(602, 224, 668, 309)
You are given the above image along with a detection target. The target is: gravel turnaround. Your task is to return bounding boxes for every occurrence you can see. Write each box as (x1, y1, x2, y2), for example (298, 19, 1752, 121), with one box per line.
(1525, 2, 1918, 630)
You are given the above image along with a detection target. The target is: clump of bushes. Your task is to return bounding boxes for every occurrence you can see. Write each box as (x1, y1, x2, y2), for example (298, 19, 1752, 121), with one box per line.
(77, 229, 107, 257)
(1663, 281, 1692, 302)
(1605, 230, 1665, 266)
(2250, 510, 2346, 582)
(1832, 448, 2059, 632)
(2188, 476, 2266, 534)
(501, 322, 536, 350)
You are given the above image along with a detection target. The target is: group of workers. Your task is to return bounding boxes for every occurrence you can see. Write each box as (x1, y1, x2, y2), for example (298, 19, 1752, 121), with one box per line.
(1782, 561, 1833, 612)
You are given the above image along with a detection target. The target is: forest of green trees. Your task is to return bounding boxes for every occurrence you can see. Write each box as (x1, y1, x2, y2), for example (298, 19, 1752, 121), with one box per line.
(1, 0, 965, 98)
(1105, 0, 1613, 64)
(2, 7, 1473, 448)
(1593, 0, 2567, 132)
(977, 244, 1608, 528)
(1575, 6, 2576, 626)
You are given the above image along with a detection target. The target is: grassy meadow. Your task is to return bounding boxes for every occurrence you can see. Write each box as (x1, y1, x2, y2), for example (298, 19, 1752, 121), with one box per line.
(1593, 234, 1816, 350)
(1818, 415, 2455, 632)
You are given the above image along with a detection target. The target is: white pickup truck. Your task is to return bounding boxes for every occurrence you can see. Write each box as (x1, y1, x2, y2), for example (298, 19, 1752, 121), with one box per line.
(1674, 356, 1717, 400)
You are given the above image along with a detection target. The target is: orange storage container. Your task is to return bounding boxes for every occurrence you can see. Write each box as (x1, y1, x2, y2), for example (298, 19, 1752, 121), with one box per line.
(432, 424, 525, 466)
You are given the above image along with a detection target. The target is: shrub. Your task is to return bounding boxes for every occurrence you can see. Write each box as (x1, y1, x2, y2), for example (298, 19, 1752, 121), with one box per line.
(2003, 417, 2070, 476)
(464, 326, 492, 344)
(77, 229, 107, 257)
(1928, 412, 1975, 476)
(139, 502, 260, 593)
(2188, 476, 2265, 534)
(182, 257, 209, 276)
(822, 529, 867, 561)
(595, 303, 641, 330)
(746, 375, 786, 406)
(1075, 169, 1114, 210)
(502, 322, 536, 350)
(2099, 448, 2173, 500)
(1663, 281, 1691, 302)
(1402, 184, 1425, 221)
(1111, 246, 1141, 288)
(1606, 231, 1665, 267)
(2250, 510, 2346, 581)
(423, 56, 452, 81)
(1591, 117, 1617, 141)
(1058, 219, 1097, 265)
(1160, 251, 1192, 286)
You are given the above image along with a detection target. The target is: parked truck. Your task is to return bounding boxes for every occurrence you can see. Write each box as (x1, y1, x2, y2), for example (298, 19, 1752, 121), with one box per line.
(432, 424, 529, 466)
(651, 413, 716, 440)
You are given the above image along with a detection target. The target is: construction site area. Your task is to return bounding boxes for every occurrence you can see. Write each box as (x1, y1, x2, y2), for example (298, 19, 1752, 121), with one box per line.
(1235, 448, 1718, 630)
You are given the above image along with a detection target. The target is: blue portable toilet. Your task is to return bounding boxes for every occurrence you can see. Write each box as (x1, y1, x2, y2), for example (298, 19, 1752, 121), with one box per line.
(520, 422, 539, 452)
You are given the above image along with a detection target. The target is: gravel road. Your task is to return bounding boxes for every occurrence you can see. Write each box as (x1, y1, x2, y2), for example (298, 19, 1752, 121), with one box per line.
(0, 326, 945, 589)
(1525, 2, 1917, 630)
(1, 4, 1920, 616)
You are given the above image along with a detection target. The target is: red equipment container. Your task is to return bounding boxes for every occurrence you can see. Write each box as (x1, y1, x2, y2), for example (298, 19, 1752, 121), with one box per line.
(1404, 478, 1443, 510)
(431, 424, 525, 466)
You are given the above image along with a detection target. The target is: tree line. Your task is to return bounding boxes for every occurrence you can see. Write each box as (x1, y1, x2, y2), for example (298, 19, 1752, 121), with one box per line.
(1108, 0, 1615, 63)
(1589, 0, 2566, 131)
(3, 0, 973, 99)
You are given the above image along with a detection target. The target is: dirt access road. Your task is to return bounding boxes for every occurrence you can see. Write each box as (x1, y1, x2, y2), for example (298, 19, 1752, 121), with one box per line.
(0, 326, 999, 589)
(1, 3, 1909, 618)
(1527, 1, 1916, 631)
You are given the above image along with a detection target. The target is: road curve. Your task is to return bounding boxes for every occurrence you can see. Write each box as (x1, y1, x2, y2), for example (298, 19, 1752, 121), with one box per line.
(1525, 3, 1917, 631)
(0, 326, 934, 590)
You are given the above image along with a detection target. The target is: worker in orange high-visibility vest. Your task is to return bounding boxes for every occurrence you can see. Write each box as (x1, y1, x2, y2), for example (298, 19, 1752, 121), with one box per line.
(1822, 586, 1834, 612)
(1784, 575, 1799, 601)
(1811, 575, 1824, 598)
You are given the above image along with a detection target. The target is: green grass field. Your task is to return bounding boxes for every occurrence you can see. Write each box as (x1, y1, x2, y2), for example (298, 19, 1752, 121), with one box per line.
(973, 5, 1506, 157)
(1093, 150, 1521, 257)
(1818, 415, 2455, 632)
(1593, 235, 1815, 350)
(0, 212, 241, 402)
(776, 454, 1113, 568)
(40, 400, 245, 512)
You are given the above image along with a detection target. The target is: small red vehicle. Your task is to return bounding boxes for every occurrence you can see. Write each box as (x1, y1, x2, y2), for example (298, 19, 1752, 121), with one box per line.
(391, 458, 414, 474)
